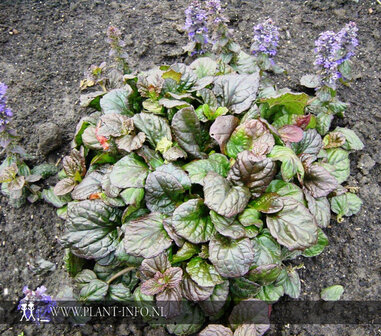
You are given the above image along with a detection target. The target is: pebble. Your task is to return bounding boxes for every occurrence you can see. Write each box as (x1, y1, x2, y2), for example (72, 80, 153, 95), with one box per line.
(357, 153, 376, 174)
(38, 122, 62, 156)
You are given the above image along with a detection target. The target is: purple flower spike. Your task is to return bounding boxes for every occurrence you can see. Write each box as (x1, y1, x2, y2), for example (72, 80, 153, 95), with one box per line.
(184, 0, 209, 53)
(0, 83, 13, 134)
(314, 22, 358, 88)
(251, 18, 280, 57)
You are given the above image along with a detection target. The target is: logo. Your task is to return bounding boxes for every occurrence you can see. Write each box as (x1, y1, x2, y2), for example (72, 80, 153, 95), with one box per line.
(17, 286, 56, 324)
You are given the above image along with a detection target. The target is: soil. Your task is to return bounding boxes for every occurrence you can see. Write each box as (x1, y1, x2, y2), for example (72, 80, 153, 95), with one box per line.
(0, 0, 380, 335)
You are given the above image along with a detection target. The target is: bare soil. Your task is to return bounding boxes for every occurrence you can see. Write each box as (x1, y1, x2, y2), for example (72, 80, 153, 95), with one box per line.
(0, 0, 380, 335)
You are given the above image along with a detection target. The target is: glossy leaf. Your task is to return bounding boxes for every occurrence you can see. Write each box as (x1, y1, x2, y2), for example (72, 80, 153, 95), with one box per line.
(199, 280, 230, 316)
(186, 257, 224, 287)
(330, 192, 362, 219)
(302, 228, 329, 257)
(213, 73, 260, 114)
(326, 148, 350, 184)
(227, 150, 276, 197)
(184, 153, 230, 186)
(110, 154, 149, 189)
(145, 164, 191, 214)
(200, 325, 233, 336)
(266, 197, 318, 250)
(209, 235, 255, 278)
(304, 191, 331, 228)
(303, 164, 338, 198)
(261, 91, 309, 115)
(133, 113, 172, 147)
(172, 198, 215, 244)
(181, 272, 214, 302)
(100, 87, 133, 116)
(123, 213, 172, 258)
(268, 145, 304, 181)
(335, 127, 364, 151)
(291, 129, 323, 156)
(210, 211, 247, 239)
(204, 172, 251, 218)
(209, 115, 239, 153)
(171, 107, 205, 159)
(79, 279, 108, 301)
(61, 200, 121, 259)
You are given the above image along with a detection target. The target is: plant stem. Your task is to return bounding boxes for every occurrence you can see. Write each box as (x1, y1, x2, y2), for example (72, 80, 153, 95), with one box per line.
(106, 267, 135, 285)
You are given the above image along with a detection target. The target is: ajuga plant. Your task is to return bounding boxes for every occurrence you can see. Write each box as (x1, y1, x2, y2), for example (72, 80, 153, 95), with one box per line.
(10, 0, 364, 334)
(0, 83, 58, 208)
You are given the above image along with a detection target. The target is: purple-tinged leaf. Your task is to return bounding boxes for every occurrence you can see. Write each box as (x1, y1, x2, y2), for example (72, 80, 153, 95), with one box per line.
(139, 252, 170, 280)
(181, 272, 214, 302)
(291, 129, 323, 156)
(209, 115, 239, 153)
(200, 324, 233, 336)
(204, 172, 251, 218)
(54, 178, 76, 196)
(295, 114, 312, 129)
(278, 125, 304, 143)
(116, 132, 146, 153)
(266, 197, 318, 250)
(323, 131, 346, 149)
(303, 164, 338, 198)
(156, 286, 182, 319)
(228, 150, 276, 197)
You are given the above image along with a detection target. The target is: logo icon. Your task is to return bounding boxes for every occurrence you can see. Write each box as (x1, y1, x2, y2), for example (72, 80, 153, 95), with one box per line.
(17, 286, 56, 324)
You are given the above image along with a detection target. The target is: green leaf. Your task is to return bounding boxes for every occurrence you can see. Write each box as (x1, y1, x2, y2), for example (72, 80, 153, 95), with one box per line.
(238, 208, 263, 228)
(250, 193, 283, 214)
(266, 180, 305, 204)
(186, 257, 224, 287)
(145, 164, 191, 214)
(41, 187, 71, 208)
(252, 230, 282, 266)
(321, 285, 344, 301)
(268, 146, 304, 181)
(266, 197, 318, 250)
(248, 264, 282, 286)
(74, 269, 98, 289)
(210, 211, 247, 239)
(184, 153, 230, 186)
(172, 242, 200, 264)
(227, 150, 276, 197)
(236, 50, 259, 74)
(172, 198, 215, 244)
(261, 91, 309, 115)
(204, 172, 251, 218)
(213, 73, 260, 114)
(282, 268, 301, 299)
(256, 284, 284, 302)
(199, 280, 229, 316)
(110, 154, 149, 189)
(326, 148, 350, 184)
(226, 120, 274, 159)
(79, 279, 108, 301)
(166, 301, 205, 336)
(316, 112, 333, 135)
(209, 234, 254, 277)
(189, 57, 218, 78)
(300, 74, 320, 88)
(108, 283, 133, 301)
(230, 276, 261, 299)
(334, 127, 364, 151)
(132, 113, 172, 147)
(171, 107, 205, 159)
(123, 212, 172, 258)
(100, 87, 133, 116)
(116, 132, 146, 153)
(181, 272, 214, 302)
(61, 200, 121, 259)
(31, 163, 58, 179)
(304, 192, 331, 228)
(64, 249, 85, 277)
(137, 145, 164, 170)
(302, 228, 329, 257)
(330, 192, 362, 220)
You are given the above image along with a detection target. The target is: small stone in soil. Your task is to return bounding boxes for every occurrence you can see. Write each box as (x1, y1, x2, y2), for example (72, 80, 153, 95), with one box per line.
(38, 122, 62, 156)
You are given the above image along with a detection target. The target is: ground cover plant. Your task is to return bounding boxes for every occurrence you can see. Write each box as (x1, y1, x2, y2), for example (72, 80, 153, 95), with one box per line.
(0, 0, 365, 334)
